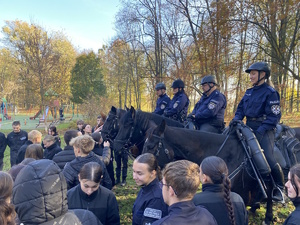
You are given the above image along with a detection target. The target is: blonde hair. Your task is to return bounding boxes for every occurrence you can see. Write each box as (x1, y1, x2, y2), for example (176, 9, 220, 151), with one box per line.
(70, 135, 95, 154)
(28, 130, 42, 141)
(163, 160, 200, 200)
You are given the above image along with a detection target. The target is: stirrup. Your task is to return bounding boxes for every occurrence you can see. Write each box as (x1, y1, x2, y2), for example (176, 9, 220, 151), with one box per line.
(272, 186, 285, 204)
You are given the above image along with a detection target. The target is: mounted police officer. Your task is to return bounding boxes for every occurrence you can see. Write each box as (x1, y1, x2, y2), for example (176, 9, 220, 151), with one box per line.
(153, 82, 171, 115)
(231, 62, 284, 201)
(163, 79, 189, 123)
(187, 75, 226, 133)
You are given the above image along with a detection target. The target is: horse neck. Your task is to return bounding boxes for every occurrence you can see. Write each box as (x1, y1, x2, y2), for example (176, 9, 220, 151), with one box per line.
(135, 111, 151, 132)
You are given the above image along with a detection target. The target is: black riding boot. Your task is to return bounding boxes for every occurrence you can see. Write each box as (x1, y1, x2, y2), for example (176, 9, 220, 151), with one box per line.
(271, 163, 285, 202)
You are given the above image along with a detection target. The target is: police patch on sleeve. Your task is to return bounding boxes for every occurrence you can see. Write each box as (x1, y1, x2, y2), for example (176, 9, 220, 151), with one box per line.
(173, 102, 179, 108)
(160, 104, 166, 110)
(271, 105, 281, 115)
(144, 207, 162, 219)
(208, 102, 216, 110)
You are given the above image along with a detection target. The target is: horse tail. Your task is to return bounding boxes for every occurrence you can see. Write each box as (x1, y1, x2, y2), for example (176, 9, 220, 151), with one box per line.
(223, 176, 236, 225)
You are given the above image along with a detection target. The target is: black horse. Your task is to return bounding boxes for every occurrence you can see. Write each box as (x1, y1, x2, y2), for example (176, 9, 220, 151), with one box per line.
(142, 120, 288, 225)
(113, 106, 184, 157)
(101, 106, 126, 142)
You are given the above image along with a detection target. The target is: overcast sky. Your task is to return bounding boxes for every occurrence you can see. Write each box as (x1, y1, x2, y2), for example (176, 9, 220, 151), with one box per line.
(0, 0, 120, 52)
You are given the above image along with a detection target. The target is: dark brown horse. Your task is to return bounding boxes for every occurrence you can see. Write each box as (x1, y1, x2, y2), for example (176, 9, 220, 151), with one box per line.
(142, 120, 285, 225)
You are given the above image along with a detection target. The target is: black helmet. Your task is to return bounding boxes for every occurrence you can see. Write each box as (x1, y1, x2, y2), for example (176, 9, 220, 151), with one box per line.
(171, 79, 185, 89)
(155, 82, 166, 90)
(245, 62, 270, 78)
(200, 75, 217, 85)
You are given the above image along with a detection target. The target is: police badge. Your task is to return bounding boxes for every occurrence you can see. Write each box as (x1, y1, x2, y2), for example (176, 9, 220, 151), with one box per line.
(271, 105, 280, 115)
(208, 102, 216, 110)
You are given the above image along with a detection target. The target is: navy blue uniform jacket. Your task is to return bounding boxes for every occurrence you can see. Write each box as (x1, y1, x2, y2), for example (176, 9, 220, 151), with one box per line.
(234, 83, 281, 135)
(132, 178, 168, 225)
(192, 89, 226, 124)
(164, 92, 189, 120)
(154, 94, 171, 115)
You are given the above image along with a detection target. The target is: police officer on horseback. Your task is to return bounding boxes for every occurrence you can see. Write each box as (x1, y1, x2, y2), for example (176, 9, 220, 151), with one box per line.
(187, 75, 226, 133)
(231, 61, 284, 201)
(164, 79, 189, 123)
(153, 82, 171, 115)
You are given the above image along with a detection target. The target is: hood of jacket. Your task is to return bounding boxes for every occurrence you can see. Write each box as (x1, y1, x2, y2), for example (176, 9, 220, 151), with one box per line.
(13, 159, 68, 224)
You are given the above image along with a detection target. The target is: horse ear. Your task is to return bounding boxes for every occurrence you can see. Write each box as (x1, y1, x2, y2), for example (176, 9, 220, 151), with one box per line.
(111, 106, 117, 113)
(130, 106, 136, 119)
(157, 120, 166, 136)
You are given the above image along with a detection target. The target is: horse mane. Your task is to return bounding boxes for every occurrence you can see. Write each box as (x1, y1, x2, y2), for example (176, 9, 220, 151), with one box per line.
(135, 110, 183, 128)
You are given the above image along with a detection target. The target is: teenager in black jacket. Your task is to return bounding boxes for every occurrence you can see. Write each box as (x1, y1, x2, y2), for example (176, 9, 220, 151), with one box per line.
(68, 162, 120, 225)
(63, 135, 112, 190)
(53, 129, 81, 169)
(193, 156, 248, 225)
(43, 135, 62, 160)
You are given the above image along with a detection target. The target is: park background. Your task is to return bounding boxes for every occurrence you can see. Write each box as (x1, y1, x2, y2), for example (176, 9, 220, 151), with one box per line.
(0, 0, 300, 224)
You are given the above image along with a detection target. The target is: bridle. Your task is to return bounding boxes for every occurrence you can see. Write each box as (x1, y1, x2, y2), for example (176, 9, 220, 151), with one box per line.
(144, 133, 172, 160)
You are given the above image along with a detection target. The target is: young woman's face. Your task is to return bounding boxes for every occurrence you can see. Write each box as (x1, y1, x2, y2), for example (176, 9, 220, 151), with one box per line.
(132, 161, 156, 186)
(249, 70, 265, 85)
(285, 172, 300, 199)
(79, 178, 99, 195)
(84, 125, 92, 133)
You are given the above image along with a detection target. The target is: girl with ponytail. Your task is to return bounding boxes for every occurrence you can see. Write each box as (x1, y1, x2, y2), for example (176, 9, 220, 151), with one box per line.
(0, 172, 16, 225)
(193, 156, 248, 225)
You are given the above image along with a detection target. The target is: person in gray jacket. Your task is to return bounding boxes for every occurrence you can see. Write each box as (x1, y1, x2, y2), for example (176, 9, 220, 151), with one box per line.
(12, 159, 102, 225)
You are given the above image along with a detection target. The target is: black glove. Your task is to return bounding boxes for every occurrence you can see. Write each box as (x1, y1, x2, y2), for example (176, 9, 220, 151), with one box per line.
(229, 119, 240, 127)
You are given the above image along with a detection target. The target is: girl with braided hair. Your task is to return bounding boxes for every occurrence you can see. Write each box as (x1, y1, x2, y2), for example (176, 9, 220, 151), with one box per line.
(193, 156, 248, 225)
(0, 172, 16, 225)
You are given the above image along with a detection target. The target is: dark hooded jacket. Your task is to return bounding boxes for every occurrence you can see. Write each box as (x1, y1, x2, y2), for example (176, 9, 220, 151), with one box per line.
(63, 152, 112, 190)
(12, 159, 102, 225)
(52, 145, 76, 169)
(16, 140, 33, 164)
(44, 142, 62, 160)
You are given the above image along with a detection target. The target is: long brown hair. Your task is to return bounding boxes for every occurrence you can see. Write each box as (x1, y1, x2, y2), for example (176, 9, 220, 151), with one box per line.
(0, 172, 16, 225)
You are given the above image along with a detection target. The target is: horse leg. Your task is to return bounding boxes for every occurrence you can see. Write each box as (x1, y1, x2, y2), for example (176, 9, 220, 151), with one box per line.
(263, 194, 273, 225)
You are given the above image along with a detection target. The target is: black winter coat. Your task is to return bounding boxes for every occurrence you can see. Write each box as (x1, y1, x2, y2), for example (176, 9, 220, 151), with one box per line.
(44, 142, 62, 160)
(68, 184, 120, 225)
(63, 151, 112, 190)
(0, 132, 6, 158)
(152, 200, 217, 225)
(16, 140, 33, 164)
(193, 183, 248, 225)
(52, 145, 76, 169)
(7, 130, 28, 153)
(12, 159, 101, 225)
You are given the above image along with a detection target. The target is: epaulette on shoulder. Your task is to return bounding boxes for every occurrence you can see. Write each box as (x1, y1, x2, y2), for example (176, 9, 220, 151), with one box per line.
(267, 85, 276, 93)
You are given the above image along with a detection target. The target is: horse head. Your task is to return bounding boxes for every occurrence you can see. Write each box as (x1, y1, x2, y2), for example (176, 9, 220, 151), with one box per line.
(101, 106, 125, 142)
(143, 120, 174, 168)
(113, 106, 136, 153)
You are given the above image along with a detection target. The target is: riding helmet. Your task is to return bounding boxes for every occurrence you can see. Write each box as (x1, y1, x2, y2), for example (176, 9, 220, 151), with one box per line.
(171, 79, 185, 89)
(155, 82, 166, 90)
(245, 62, 270, 78)
(200, 75, 217, 85)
